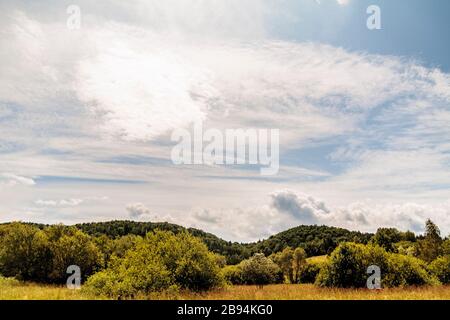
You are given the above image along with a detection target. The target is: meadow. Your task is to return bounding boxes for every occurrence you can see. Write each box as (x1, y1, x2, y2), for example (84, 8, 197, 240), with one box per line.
(1, 277, 449, 300)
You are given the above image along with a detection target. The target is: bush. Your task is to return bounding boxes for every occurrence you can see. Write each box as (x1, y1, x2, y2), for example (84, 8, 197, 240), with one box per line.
(0, 223, 103, 284)
(222, 265, 244, 285)
(429, 256, 450, 284)
(85, 230, 224, 298)
(316, 242, 437, 288)
(384, 253, 436, 287)
(238, 253, 283, 287)
(298, 262, 324, 284)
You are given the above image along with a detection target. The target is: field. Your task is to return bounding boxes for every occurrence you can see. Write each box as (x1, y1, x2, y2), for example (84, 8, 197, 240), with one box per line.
(1, 277, 449, 300)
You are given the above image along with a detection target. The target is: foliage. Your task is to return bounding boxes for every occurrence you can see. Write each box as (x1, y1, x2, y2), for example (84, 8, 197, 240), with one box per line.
(316, 242, 437, 288)
(297, 261, 324, 284)
(271, 247, 294, 283)
(0, 223, 52, 281)
(292, 247, 307, 283)
(237, 254, 283, 287)
(0, 223, 103, 283)
(251, 225, 372, 258)
(85, 230, 224, 298)
(429, 255, 450, 284)
(75, 221, 373, 263)
(370, 228, 404, 252)
(222, 265, 244, 285)
(416, 219, 443, 262)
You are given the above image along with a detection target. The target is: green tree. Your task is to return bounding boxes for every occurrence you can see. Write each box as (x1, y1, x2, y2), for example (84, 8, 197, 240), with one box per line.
(271, 247, 294, 283)
(417, 219, 443, 262)
(0, 223, 51, 281)
(370, 228, 403, 252)
(292, 247, 307, 283)
(45, 226, 103, 283)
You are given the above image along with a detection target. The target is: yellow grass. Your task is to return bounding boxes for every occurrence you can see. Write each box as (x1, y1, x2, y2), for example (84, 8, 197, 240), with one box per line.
(178, 284, 450, 300)
(306, 255, 328, 264)
(1, 277, 449, 300)
(0, 277, 94, 300)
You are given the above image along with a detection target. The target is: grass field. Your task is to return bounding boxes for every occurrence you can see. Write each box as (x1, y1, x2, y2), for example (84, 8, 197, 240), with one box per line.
(1, 277, 449, 300)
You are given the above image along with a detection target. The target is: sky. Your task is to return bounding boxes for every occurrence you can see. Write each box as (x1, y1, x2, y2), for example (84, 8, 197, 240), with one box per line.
(0, 0, 449, 242)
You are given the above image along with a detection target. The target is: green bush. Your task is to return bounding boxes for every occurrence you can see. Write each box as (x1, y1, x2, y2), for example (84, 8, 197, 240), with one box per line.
(0, 223, 103, 284)
(238, 253, 283, 286)
(316, 242, 437, 288)
(222, 265, 244, 285)
(384, 253, 436, 287)
(429, 256, 450, 284)
(85, 230, 224, 298)
(298, 262, 324, 284)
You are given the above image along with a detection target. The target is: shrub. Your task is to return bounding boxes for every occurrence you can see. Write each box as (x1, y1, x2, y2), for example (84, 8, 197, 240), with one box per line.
(0, 223, 103, 284)
(85, 230, 224, 298)
(298, 262, 324, 284)
(429, 256, 450, 284)
(238, 253, 283, 287)
(222, 265, 244, 285)
(384, 253, 437, 287)
(316, 242, 437, 288)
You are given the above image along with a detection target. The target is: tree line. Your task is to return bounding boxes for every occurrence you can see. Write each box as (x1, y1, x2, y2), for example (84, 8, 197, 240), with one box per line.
(0, 219, 448, 298)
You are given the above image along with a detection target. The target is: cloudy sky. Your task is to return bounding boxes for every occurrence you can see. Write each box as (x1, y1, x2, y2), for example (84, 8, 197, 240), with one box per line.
(1, 0, 449, 242)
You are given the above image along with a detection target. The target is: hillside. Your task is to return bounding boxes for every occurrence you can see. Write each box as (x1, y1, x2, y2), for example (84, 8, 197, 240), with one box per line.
(74, 220, 373, 264)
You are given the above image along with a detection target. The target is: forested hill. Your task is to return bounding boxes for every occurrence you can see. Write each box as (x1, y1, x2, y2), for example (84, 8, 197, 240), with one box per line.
(74, 220, 373, 264)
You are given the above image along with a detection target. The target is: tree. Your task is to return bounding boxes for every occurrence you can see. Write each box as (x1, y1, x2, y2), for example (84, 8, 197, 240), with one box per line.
(417, 219, 443, 262)
(0, 223, 51, 281)
(45, 226, 103, 283)
(292, 247, 307, 283)
(0, 223, 103, 284)
(370, 228, 403, 252)
(239, 253, 282, 288)
(271, 247, 294, 283)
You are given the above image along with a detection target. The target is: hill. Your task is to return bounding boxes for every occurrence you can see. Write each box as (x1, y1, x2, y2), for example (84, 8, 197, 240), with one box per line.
(74, 220, 373, 264)
(2, 220, 372, 264)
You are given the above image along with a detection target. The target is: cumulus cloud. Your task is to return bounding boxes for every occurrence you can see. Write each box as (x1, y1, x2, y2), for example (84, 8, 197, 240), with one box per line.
(187, 190, 450, 242)
(270, 190, 330, 223)
(126, 203, 152, 219)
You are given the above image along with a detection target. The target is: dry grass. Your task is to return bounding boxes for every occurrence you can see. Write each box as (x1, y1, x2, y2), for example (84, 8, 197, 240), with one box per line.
(0, 277, 95, 300)
(177, 284, 450, 300)
(1, 277, 449, 300)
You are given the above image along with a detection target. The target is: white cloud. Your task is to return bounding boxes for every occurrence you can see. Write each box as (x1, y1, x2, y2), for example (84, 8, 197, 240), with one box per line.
(0, 173, 35, 186)
(34, 196, 108, 208)
(126, 203, 152, 219)
(187, 190, 450, 242)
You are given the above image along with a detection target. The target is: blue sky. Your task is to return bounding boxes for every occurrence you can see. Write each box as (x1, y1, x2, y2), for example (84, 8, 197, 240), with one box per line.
(0, 0, 449, 241)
